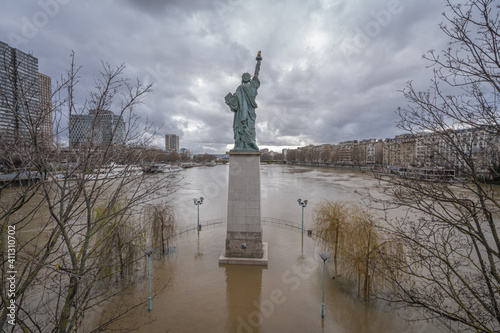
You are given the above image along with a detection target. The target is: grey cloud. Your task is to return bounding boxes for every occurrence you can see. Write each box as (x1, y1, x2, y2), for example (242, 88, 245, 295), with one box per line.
(0, 0, 449, 153)
(125, 0, 215, 15)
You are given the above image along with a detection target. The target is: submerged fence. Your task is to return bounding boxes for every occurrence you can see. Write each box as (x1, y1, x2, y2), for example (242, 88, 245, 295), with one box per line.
(173, 217, 314, 237)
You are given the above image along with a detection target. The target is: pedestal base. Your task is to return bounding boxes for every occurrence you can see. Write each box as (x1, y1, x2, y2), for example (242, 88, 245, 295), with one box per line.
(222, 151, 269, 265)
(225, 231, 263, 258)
(219, 242, 268, 266)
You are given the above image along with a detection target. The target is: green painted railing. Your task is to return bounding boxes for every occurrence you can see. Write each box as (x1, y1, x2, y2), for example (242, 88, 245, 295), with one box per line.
(173, 217, 314, 237)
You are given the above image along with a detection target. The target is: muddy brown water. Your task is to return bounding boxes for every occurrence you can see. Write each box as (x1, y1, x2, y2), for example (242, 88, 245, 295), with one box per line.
(104, 164, 444, 332)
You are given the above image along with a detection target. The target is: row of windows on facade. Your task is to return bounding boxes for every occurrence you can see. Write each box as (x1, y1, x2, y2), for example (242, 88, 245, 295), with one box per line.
(286, 128, 498, 169)
(0, 41, 52, 146)
(165, 134, 179, 153)
(69, 110, 126, 147)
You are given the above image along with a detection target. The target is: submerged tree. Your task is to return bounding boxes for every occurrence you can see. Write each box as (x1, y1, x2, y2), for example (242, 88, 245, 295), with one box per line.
(0, 52, 180, 332)
(314, 200, 349, 277)
(145, 203, 176, 256)
(371, 1, 500, 332)
(314, 200, 399, 301)
(341, 208, 383, 301)
(94, 199, 145, 282)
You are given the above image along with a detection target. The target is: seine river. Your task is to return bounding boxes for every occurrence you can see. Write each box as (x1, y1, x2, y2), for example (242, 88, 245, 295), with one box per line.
(171, 163, 378, 227)
(109, 164, 444, 333)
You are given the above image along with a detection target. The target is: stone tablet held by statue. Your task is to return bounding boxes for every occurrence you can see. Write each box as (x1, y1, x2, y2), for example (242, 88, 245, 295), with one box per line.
(225, 51, 262, 152)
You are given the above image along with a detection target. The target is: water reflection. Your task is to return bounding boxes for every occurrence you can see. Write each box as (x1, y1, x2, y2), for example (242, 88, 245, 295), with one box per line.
(224, 265, 264, 333)
(195, 231, 204, 260)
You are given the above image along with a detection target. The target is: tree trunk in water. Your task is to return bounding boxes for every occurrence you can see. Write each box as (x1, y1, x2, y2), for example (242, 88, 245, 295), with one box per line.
(357, 271, 361, 298)
(161, 219, 165, 256)
(364, 231, 371, 301)
(334, 227, 339, 277)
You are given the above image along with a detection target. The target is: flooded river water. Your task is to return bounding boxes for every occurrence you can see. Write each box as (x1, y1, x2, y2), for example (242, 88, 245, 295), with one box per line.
(107, 164, 444, 332)
(172, 163, 378, 226)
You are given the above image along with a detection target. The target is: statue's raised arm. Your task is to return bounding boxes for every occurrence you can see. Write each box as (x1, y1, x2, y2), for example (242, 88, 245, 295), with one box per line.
(254, 50, 262, 78)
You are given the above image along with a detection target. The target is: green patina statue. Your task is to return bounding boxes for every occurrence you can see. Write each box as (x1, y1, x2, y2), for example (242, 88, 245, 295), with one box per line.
(225, 51, 262, 152)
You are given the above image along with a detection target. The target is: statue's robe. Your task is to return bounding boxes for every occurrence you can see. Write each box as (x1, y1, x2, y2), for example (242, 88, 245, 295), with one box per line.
(226, 76, 260, 151)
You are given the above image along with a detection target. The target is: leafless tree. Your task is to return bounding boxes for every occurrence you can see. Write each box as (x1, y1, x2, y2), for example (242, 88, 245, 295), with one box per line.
(320, 145, 333, 163)
(194, 153, 215, 163)
(286, 149, 297, 162)
(371, 1, 500, 332)
(0, 53, 180, 332)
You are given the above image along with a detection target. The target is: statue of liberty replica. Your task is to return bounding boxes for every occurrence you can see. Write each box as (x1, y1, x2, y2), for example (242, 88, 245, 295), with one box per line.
(220, 51, 268, 265)
(225, 51, 262, 151)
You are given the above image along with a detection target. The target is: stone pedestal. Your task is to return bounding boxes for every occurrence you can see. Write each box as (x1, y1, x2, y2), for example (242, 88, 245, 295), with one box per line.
(219, 151, 268, 265)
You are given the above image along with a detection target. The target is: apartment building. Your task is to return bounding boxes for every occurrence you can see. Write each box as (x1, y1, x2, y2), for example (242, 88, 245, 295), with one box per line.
(165, 134, 179, 153)
(383, 134, 416, 167)
(69, 109, 125, 147)
(333, 140, 357, 165)
(285, 127, 496, 177)
(39, 73, 52, 146)
(0, 41, 40, 144)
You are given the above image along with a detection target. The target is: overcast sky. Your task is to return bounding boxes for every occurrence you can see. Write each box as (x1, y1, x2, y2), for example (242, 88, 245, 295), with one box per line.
(1, 0, 450, 154)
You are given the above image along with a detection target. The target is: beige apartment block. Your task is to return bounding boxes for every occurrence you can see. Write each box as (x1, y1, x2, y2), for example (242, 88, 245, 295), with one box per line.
(383, 134, 416, 167)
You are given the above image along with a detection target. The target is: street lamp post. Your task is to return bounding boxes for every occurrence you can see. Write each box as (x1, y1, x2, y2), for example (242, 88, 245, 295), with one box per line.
(193, 197, 204, 231)
(319, 253, 330, 318)
(145, 249, 153, 311)
(297, 199, 308, 233)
